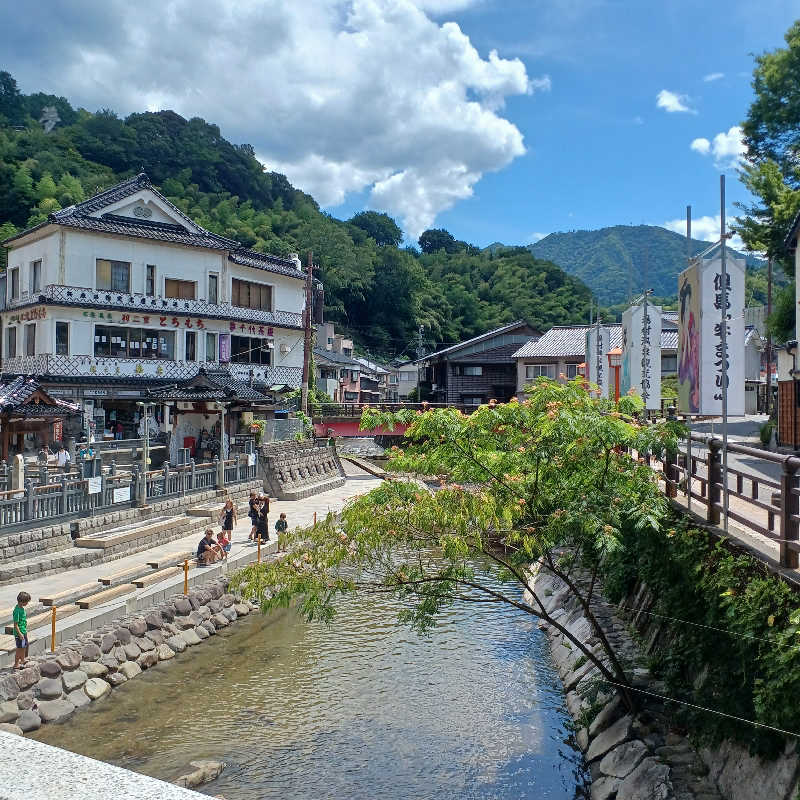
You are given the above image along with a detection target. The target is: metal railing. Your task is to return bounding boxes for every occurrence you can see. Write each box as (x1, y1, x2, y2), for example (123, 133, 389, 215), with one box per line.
(314, 402, 472, 418)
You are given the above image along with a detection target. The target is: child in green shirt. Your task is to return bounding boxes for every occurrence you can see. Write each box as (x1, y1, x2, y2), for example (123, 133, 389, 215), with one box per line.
(13, 591, 30, 669)
(275, 513, 288, 553)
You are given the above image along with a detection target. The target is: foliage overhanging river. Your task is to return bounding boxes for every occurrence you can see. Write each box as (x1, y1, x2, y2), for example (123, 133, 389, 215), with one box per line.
(33, 564, 589, 799)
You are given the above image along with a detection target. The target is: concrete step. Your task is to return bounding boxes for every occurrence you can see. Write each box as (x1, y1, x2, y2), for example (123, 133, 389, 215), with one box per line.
(132, 565, 184, 588)
(76, 583, 136, 609)
(146, 550, 194, 570)
(4, 604, 79, 634)
(74, 515, 187, 549)
(98, 563, 154, 587)
(0, 548, 104, 586)
(40, 581, 104, 607)
(186, 499, 249, 519)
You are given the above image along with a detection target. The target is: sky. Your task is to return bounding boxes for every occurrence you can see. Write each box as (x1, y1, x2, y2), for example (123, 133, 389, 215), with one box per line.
(1, 0, 798, 250)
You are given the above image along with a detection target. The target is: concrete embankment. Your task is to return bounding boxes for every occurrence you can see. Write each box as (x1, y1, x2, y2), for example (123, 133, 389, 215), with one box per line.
(531, 566, 799, 800)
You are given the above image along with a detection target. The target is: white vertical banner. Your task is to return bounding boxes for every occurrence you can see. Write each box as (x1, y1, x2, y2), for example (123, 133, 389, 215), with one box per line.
(621, 302, 662, 410)
(585, 326, 611, 398)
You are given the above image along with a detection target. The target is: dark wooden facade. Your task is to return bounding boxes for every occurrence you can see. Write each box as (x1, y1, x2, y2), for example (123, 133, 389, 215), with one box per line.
(778, 380, 799, 448)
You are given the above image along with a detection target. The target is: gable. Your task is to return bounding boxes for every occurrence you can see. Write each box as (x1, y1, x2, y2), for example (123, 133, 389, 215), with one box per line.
(91, 189, 203, 233)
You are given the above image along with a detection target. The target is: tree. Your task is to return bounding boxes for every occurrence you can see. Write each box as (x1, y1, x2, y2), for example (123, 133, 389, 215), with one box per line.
(348, 210, 403, 247)
(0, 71, 25, 126)
(232, 382, 681, 712)
(418, 227, 459, 254)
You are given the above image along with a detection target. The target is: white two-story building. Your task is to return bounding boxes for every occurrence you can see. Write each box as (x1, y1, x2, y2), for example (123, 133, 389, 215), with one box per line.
(0, 172, 308, 453)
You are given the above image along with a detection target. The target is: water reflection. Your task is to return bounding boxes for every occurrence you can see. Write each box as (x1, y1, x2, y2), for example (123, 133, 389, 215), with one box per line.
(34, 574, 588, 799)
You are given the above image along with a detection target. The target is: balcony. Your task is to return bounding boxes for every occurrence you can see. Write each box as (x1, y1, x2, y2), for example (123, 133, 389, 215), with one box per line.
(1, 354, 302, 387)
(5, 285, 302, 329)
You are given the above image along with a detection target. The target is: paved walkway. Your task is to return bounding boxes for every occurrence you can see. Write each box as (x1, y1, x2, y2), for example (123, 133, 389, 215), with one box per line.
(0, 462, 382, 649)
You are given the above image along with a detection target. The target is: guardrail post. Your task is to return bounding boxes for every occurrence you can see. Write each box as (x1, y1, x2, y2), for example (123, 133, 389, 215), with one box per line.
(110, 460, 117, 476)
(163, 462, 170, 495)
(24, 479, 34, 521)
(190, 459, 196, 491)
(215, 456, 223, 489)
(38, 465, 48, 487)
(99, 471, 107, 511)
(780, 457, 800, 569)
(60, 474, 68, 516)
(707, 438, 722, 526)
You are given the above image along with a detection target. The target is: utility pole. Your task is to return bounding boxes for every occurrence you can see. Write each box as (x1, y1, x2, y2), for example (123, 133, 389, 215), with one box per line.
(416, 324, 425, 402)
(720, 176, 729, 533)
(766, 256, 773, 417)
(686, 204, 692, 514)
(301, 251, 313, 416)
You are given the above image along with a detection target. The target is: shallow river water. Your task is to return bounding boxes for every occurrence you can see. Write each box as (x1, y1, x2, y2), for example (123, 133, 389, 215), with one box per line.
(34, 575, 588, 799)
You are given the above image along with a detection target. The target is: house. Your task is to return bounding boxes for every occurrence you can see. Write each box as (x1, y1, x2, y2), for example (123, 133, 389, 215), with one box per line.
(354, 356, 396, 402)
(314, 348, 361, 403)
(393, 360, 419, 400)
(0, 173, 308, 453)
(418, 320, 541, 407)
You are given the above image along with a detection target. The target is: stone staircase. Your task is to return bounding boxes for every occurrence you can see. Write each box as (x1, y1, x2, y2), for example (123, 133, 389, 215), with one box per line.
(261, 441, 346, 500)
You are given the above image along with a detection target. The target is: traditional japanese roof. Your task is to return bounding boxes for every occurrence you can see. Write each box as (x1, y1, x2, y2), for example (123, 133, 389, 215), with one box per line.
(144, 369, 267, 402)
(314, 348, 360, 368)
(453, 342, 527, 363)
(513, 325, 623, 360)
(660, 330, 678, 349)
(418, 320, 540, 363)
(0, 376, 80, 417)
(228, 248, 304, 280)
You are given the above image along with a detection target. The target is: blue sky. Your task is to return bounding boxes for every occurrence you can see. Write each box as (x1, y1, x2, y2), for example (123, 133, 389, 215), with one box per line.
(3, 0, 798, 250)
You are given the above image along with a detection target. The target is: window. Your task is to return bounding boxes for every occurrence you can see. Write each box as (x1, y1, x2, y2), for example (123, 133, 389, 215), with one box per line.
(24, 323, 35, 356)
(453, 365, 483, 376)
(462, 395, 484, 406)
(6, 327, 16, 358)
(525, 364, 555, 380)
(389, 374, 399, 384)
(145, 265, 156, 297)
(185, 331, 196, 362)
(400, 372, 413, 381)
(96, 259, 131, 292)
(206, 332, 217, 362)
(565, 363, 579, 380)
(344, 391, 359, 402)
(661, 354, 677, 374)
(231, 335, 272, 365)
(340, 369, 348, 378)
(9, 267, 19, 300)
(208, 274, 218, 305)
(94, 325, 175, 360)
(342, 347, 352, 357)
(327, 337, 333, 345)
(232, 279, 272, 311)
(350, 370, 359, 381)
(165, 279, 196, 300)
(55, 322, 69, 356)
(30, 260, 41, 294)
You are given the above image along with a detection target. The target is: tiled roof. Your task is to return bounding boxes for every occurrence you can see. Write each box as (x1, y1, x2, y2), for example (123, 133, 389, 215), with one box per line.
(145, 371, 267, 402)
(455, 342, 526, 363)
(314, 348, 360, 368)
(228, 249, 304, 280)
(0, 377, 80, 414)
(661, 330, 678, 349)
(0, 376, 38, 408)
(513, 325, 624, 359)
(419, 320, 537, 362)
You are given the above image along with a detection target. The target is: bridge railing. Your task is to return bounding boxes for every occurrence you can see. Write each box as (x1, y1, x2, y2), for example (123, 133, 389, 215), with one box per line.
(314, 402, 471, 418)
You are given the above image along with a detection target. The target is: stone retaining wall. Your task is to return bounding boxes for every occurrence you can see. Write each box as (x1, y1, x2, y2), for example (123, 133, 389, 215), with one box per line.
(0, 577, 255, 735)
(0, 525, 74, 567)
(260, 441, 345, 500)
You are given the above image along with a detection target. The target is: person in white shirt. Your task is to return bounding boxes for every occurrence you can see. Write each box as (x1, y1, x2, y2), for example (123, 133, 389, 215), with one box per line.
(55, 445, 71, 472)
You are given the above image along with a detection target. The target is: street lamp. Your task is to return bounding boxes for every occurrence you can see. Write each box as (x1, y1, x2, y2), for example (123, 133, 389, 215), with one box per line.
(607, 348, 622, 403)
(136, 401, 154, 507)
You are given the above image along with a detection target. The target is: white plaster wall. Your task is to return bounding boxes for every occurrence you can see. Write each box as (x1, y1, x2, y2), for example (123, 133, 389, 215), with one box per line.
(228, 262, 304, 314)
(5, 229, 61, 299)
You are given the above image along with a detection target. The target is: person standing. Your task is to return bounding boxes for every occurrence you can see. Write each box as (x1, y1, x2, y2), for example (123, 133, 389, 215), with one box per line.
(275, 512, 288, 553)
(13, 591, 30, 669)
(247, 492, 259, 542)
(219, 498, 237, 541)
(254, 498, 269, 545)
(55, 444, 71, 473)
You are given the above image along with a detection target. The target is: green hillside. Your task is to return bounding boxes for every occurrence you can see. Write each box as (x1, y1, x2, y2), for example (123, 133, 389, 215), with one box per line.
(0, 71, 591, 359)
(528, 225, 766, 305)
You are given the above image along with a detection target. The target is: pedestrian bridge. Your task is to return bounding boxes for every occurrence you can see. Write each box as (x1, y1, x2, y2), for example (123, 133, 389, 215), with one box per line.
(312, 402, 470, 438)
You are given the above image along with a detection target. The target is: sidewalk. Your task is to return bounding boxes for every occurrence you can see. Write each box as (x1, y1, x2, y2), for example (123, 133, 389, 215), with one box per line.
(0, 462, 382, 659)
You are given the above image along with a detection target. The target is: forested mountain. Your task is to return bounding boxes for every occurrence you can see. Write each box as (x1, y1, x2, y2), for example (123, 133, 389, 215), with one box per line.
(0, 71, 591, 359)
(528, 225, 766, 305)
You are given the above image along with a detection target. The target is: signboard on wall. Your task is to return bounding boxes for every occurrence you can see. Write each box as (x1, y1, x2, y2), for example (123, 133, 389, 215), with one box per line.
(678, 248, 745, 416)
(112, 486, 131, 503)
(87, 476, 102, 495)
(621, 301, 662, 410)
(52, 420, 63, 443)
(584, 325, 611, 399)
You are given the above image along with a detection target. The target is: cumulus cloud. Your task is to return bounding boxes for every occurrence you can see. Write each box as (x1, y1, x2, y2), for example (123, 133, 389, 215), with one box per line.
(703, 72, 724, 82)
(663, 215, 745, 252)
(1, 0, 543, 239)
(656, 89, 695, 114)
(689, 126, 746, 169)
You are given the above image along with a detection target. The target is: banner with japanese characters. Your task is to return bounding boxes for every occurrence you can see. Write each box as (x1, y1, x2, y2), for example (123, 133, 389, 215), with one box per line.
(584, 325, 611, 399)
(621, 301, 662, 410)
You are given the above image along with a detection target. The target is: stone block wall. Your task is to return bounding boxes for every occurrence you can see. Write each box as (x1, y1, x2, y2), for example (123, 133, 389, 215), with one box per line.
(260, 442, 345, 500)
(0, 525, 74, 567)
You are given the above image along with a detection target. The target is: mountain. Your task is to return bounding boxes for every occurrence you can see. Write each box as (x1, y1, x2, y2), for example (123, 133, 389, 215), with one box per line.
(0, 71, 592, 359)
(527, 225, 765, 305)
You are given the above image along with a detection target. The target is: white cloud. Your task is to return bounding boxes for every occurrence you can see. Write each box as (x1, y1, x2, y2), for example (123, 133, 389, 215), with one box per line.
(663, 215, 746, 252)
(703, 72, 724, 82)
(656, 89, 695, 114)
(527, 232, 549, 243)
(633, 115, 644, 125)
(3, 0, 542, 239)
(689, 125, 746, 169)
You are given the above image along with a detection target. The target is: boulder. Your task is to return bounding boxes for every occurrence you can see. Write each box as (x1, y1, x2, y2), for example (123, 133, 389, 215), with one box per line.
(81, 643, 102, 662)
(174, 616, 195, 631)
(107, 672, 127, 687)
(221, 593, 235, 608)
(13, 665, 39, 692)
(188, 610, 205, 626)
(144, 612, 164, 630)
(196, 589, 212, 605)
(112, 646, 127, 663)
(157, 644, 175, 661)
(589, 695, 623, 738)
(37, 698, 76, 723)
(222, 607, 238, 622)
(145, 629, 165, 646)
(99, 655, 119, 672)
(0, 675, 19, 703)
(137, 651, 158, 670)
(56, 649, 82, 671)
(234, 604, 250, 617)
(201, 621, 216, 636)
(163, 622, 179, 637)
(62, 670, 87, 693)
(181, 628, 202, 647)
(159, 604, 176, 622)
(38, 660, 61, 679)
(100, 633, 116, 654)
(67, 688, 91, 709)
(167, 635, 187, 653)
(599, 741, 649, 780)
(587, 715, 633, 762)
(84, 678, 111, 700)
(208, 599, 222, 613)
(212, 613, 229, 628)
(80, 661, 109, 679)
(123, 642, 142, 660)
(187, 592, 203, 611)
(135, 637, 155, 653)
(0, 701, 19, 723)
(114, 627, 132, 645)
(127, 618, 147, 637)
(118, 661, 142, 680)
(195, 625, 209, 640)
(173, 597, 192, 616)
(616, 757, 672, 800)
(591, 775, 621, 800)
(36, 677, 63, 700)
(198, 606, 212, 621)
(16, 691, 33, 710)
(16, 709, 41, 732)
(0, 723, 22, 736)
(174, 760, 225, 789)
(207, 583, 223, 600)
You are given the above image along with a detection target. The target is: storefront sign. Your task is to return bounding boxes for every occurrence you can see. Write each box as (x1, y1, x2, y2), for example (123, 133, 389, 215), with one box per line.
(9, 307, 46, 323)
(112, 486, 131, 503)
(83, 389, 109, 397)
(83, 309, 274, 336)
(87, 476, 102, 495)
(52, 420, 63, 442)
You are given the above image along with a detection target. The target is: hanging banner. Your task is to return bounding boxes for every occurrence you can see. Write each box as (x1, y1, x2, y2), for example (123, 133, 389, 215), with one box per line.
(219, 334, 231, 363)
(678, 248, 745, 416)
(52, 420, 63, 443)
(584, 326, 611, 399)
(621, 302, 662, 410)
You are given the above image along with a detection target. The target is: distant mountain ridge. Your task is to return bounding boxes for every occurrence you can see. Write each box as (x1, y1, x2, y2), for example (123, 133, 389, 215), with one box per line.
(520, 225, 763, 305)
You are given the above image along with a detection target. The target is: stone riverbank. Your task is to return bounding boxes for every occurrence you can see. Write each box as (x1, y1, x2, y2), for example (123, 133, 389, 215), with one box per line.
(0, 576, 253, 735)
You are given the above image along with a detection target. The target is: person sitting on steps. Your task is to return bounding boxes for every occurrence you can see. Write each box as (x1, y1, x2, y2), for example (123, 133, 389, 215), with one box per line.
(197, 528, 220, 565)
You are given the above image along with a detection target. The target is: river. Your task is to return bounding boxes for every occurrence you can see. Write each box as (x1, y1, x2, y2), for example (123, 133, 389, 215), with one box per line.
(34, 572, 588, 799)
